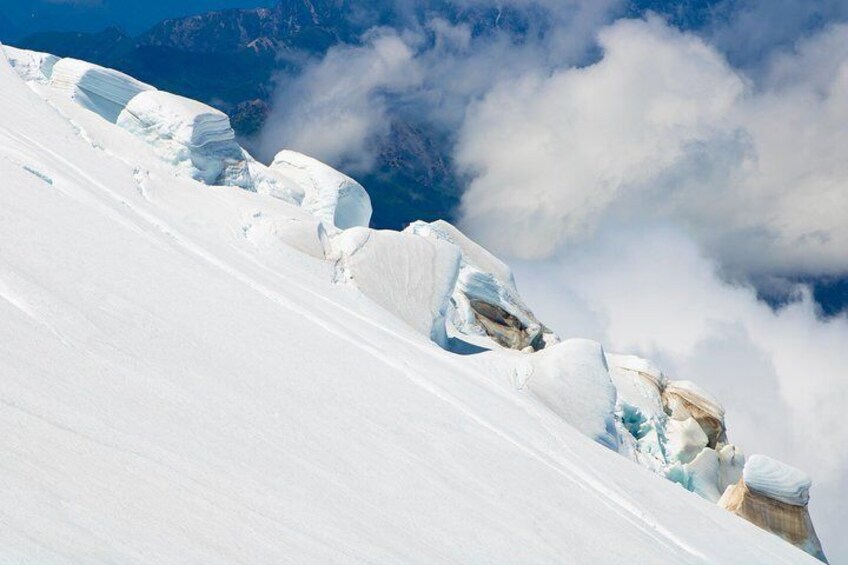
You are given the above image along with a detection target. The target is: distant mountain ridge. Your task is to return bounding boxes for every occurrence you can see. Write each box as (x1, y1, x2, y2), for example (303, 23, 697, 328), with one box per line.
(137, 0, 352, 53)
(21, 28, 136, 63)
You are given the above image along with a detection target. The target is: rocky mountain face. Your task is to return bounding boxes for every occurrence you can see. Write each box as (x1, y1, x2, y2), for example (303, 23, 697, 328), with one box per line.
(20, 28, 136, 63)
(137, 0, 353, 54)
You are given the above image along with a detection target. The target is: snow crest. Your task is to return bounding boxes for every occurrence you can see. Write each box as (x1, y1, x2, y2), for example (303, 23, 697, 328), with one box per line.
(271, 150, 372, 231)
(529, 339, 619, 449)
(2, 45, 58, 83)
(50, 58, 155, 122)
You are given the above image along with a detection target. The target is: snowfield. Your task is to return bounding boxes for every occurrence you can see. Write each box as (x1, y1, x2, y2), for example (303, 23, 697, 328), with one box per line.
(0, 46, 820, 563)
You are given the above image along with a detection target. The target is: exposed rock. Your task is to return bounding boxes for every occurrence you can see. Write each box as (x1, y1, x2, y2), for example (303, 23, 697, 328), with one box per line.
(230, 98, 269, 136)
(662, 380, 726, 448)
(137, 1, 349, 54)
(720, 459, 827, 562)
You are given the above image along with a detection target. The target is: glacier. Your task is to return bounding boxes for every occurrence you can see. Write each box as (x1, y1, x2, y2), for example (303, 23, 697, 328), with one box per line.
(0, 43, 827, 563)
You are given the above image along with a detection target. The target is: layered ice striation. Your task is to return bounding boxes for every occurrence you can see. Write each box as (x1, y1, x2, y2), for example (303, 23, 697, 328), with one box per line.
(743, 455, 811, 507)
(51, 58, 155, 123)
(118, 91, 252, 187)
(117, 92, 303, 203)
(406, 220, 556, 351)
(271, 150, 372, 231)
(2, 47, 303, 203)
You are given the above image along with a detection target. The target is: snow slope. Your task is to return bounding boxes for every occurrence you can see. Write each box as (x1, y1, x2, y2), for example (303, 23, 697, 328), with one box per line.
(0, 47, 818, 563)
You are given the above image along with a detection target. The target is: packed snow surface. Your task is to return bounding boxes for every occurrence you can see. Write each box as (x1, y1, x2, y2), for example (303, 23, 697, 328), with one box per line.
(0, 45, 821, 563)
(744, 455, 812, 507)
(528, 339, 619, 449)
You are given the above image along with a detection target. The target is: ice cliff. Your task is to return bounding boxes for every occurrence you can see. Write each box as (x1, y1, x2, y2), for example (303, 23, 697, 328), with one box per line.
(405, 220, 557, 352)
(0, 43, 826, 563)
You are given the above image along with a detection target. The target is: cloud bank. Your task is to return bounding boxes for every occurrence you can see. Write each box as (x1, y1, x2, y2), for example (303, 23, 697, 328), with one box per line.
(256, 0, 622, 169)
(257, 29, 422, 172)
(458, 17, 848, 280)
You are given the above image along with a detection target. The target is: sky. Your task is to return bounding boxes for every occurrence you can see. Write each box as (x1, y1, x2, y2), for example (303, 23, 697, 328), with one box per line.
(4, 0, 848, 560)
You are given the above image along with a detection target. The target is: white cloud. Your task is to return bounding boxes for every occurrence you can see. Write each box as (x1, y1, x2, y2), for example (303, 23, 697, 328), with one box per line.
(457, 17, 746, 260)
(257, 29, 422, 172)
(257, 0, 623, 171)
(456, 18, 848, 279)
